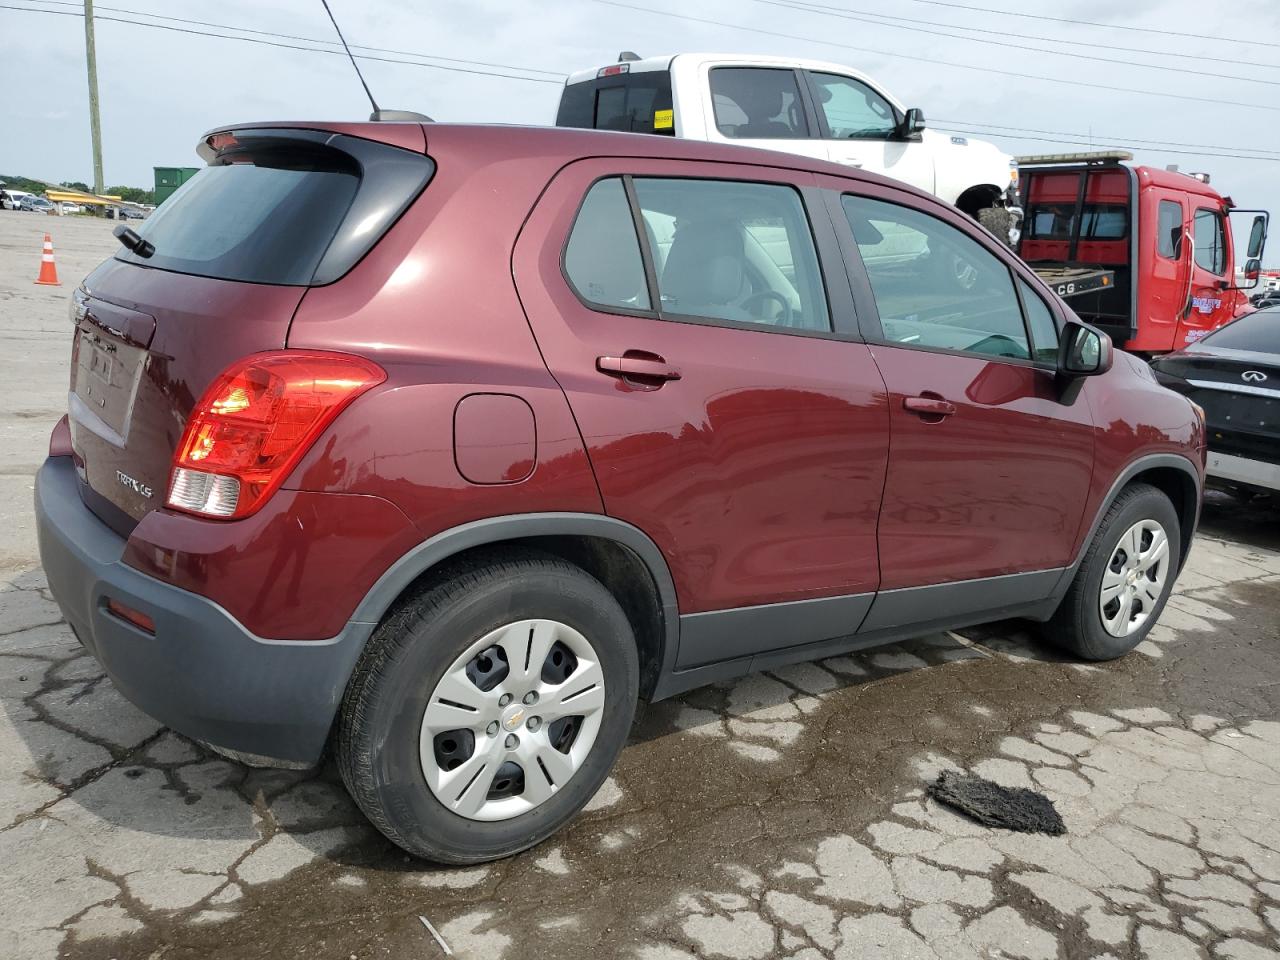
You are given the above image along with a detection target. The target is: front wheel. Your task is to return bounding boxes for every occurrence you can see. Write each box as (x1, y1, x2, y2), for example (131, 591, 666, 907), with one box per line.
(1043, 483, 1180, 660)
(337, 552, 639, 863)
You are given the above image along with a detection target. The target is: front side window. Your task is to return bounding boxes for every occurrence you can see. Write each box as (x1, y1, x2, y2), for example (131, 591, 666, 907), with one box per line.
(1019, 279, 1059, 363)
(709, 68, 809, 139)
(809, 72, 897, 140)
(1193, 207, 1226, 275)
(843, 195, 1030, 360)
(634, 178, 830, 332)
(1157, 200, 1184, 260)
(563, 178, 650, 312)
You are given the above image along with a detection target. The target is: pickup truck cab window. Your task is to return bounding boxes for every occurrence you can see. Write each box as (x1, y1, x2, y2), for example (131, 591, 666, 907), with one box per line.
(709, 67, 810, 139)
(1157, 200, 1184, 260)
(843, 194, 1031, 360)
(808, 72, 897, 140)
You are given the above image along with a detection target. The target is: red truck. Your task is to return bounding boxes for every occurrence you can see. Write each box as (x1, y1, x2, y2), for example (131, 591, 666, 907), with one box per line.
(1016, 152, 1268, 355)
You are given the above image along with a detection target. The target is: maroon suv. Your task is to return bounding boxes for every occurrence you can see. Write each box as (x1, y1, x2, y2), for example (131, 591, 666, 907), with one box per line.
(36, 122, 1205, 863)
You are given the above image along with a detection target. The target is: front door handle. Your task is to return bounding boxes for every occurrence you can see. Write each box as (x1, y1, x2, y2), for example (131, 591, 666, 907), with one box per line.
(903, 395, 956, 418)
(596, 354, 682, 382)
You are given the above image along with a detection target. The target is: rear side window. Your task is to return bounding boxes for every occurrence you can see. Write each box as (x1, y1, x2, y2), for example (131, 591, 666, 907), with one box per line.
(844, 195, 1030, 360)
(563, 179, 651, 312)
(634, 178, 829, 332)
(1194, 207, 1226, 275)
(555, 72, 675, 136)
(710, 68, 809, 139)
(1199, 311, 1277, 352)
(1157, 200, 1184, 259)
(116, 134, 433, 285)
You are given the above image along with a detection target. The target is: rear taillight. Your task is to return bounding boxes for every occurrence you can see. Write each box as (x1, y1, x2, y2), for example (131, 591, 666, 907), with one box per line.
(167, 351, 385, 520)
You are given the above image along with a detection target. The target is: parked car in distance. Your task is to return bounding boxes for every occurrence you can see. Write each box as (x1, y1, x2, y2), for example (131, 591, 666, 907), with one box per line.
(1, 188, 33, 210)
(556, 53, 1022, 242)
(20, 195, 54, 213)
(1251, 291, 1280, 310)
(1151, 307, 1279, 496)
(60, 201, 84, 214)
(118, 206, 146, 220)
(37, 122, 1205, 865)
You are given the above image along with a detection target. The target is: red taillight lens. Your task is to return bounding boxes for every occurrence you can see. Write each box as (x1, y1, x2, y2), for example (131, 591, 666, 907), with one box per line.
(167, 351, 385, 520)
(106, 598, 156, 634)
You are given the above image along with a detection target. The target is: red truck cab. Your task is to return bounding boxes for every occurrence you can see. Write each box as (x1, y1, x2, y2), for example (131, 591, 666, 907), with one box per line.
(1018, 152, 1268, 354)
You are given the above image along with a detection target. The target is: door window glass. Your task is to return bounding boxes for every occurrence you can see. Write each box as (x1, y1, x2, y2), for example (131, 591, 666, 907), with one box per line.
(809, 73, 897, 140)
(1193, 208, 1226, 275)
(709, 68, 809, 139)
(563, 178, 651, 312)
(1157, 200, 1183, 260)
(633, 178, 830, 331)
(843, 195, 1030, 359)
(1019, 279, 1059, 362)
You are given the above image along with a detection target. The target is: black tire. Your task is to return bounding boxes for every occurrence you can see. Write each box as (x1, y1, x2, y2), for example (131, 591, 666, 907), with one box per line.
(337, 551, 639, 864)
(1043, 483, 1180, 661)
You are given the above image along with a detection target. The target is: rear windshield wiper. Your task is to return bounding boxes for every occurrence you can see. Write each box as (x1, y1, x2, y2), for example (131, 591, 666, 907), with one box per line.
(113, 224, 155, 259)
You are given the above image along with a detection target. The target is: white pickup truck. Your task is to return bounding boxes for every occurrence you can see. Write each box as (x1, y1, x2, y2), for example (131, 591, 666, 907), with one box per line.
(556, 52, 1022, 242)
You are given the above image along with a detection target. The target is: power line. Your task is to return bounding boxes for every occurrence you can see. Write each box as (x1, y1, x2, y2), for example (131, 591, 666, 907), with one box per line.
(934, 126, 1280, 163)
(27, 0, 568, 77)
(894, 0, 1280, 50)
(768, 0, 1280, 73)
(592, 0, 1280, 113)
(937, 119, 1280, 159)
(1, 2, 565, 84)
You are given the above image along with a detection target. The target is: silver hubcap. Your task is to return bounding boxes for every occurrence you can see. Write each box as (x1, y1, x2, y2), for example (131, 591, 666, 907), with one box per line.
(419, 619, 606, 822)
(1099, 519, 1169, 638)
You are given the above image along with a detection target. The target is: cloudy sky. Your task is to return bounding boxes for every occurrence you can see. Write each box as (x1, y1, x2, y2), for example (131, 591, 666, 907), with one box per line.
(2, 0, 1278, 257)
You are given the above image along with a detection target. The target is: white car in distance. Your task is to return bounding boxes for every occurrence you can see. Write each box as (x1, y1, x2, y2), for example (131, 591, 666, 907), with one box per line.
(556, 53, 1022, 242)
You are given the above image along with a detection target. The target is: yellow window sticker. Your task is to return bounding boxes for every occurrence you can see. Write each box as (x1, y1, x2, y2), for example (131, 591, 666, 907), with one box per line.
(654, 109, 674, 130)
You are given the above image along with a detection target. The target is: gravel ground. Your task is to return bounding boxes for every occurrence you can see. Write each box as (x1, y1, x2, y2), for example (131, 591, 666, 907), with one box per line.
(1, 210, 1278, 960)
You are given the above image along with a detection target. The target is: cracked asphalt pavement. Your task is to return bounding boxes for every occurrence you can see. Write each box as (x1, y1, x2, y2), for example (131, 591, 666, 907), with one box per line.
(3, 214, 1279, 960)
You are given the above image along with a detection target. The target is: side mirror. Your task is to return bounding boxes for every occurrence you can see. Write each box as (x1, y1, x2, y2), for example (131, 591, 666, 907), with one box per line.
(1248, 214, 1267, 259)
(900, 107, 926, 139)
(1058, 321, 1112, 378)
(1240, 258, 1261, 290)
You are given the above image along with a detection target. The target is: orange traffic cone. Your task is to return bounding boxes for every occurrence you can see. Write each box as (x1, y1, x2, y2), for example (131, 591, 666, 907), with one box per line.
(34, 234, 61, 286)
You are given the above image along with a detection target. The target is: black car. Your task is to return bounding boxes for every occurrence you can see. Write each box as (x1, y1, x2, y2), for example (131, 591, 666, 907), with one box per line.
(1152, 308, 1279, 496)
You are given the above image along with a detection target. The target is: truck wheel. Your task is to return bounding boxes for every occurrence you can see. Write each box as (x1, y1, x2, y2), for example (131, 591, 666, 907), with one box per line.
(977, 205, 1013, 246)
(1042, 483, 1180, 661)
(337, 551, 639, 864)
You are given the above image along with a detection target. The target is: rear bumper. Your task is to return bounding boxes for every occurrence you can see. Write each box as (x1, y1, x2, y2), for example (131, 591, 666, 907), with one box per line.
(35, 456, 372, 766)
(1206, 449, 1280, 493)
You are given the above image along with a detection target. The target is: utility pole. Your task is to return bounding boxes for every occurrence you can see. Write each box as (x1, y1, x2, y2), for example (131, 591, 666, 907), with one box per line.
(84, 0, 103, 194)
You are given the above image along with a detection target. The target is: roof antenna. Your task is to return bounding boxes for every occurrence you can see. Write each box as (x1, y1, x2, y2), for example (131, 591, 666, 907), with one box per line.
(317, 0, 434, 122)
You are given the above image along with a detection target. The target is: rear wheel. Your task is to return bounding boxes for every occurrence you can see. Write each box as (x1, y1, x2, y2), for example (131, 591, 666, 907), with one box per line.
(337, 552, 639, 863)
(1043, 483, 1180, 660)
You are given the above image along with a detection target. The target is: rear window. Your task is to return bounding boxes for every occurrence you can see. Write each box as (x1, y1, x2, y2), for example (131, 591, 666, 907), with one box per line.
(556, 71, 675, 135)
(116, 133, 433, 285)
(1026, 203, 1127, 241)
(1199, 311, 1278, 353)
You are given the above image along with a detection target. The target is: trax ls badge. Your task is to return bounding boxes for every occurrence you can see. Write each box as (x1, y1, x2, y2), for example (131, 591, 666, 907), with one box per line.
(117, 470, 153, 499)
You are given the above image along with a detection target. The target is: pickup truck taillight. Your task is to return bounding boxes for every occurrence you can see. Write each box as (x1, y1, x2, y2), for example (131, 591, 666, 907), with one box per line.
(167, 352, 385, 520)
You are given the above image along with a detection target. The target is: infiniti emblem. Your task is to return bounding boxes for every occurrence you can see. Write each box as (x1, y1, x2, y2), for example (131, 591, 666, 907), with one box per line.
(1242, 370, 1268, 383)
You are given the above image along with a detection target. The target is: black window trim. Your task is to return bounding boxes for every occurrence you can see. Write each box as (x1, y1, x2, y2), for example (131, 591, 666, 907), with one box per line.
(560, 171, 862, 342)
(802, 69, 903, 142)
(707, 65, 817, 141)
(834, 187, 1061, 370)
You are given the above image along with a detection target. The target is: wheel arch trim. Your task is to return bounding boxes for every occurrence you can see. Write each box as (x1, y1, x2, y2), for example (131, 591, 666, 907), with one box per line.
(1054, 452, 1202, 597)
(348, 512, 682, 691)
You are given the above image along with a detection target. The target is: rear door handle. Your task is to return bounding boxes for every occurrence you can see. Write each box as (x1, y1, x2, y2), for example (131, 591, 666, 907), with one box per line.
(903, 395, 956, 417)
(596, 355, 682, 382)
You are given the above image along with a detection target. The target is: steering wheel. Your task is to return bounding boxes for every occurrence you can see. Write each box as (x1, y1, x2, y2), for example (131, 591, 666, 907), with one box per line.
(739, 290, 795, 327)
